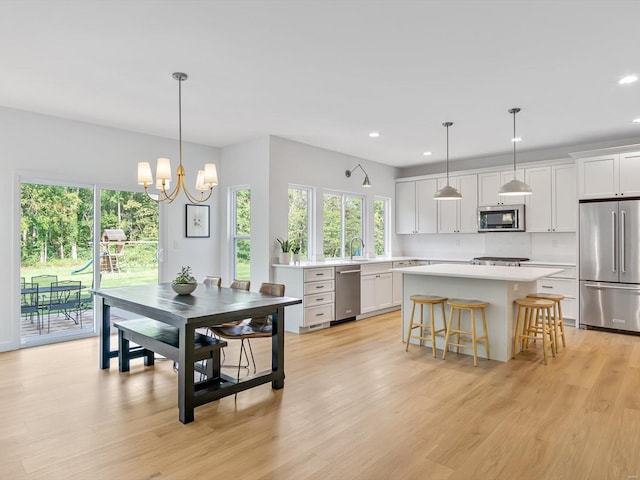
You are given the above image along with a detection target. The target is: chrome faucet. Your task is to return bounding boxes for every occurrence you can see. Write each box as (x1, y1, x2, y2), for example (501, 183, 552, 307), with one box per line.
(350, 237, 365, 261)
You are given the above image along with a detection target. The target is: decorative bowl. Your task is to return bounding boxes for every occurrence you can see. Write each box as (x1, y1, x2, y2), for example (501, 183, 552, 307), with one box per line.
(171, 282, 197, 295)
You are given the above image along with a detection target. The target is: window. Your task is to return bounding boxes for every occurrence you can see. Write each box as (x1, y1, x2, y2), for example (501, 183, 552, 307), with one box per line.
(288, 185, 313, 260)
(323, 192, 364, 258)
(231, 187, 251, 280)
(373, 197, 389, 256)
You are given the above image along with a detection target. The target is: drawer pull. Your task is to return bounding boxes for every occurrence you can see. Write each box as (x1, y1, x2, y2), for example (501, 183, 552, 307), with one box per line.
(315, 273, 324, 276)
(541, 285, 553, 289)
(315, 285, 325, 289)
(315, 297, 325, 301)
(316, 313, 324, 317)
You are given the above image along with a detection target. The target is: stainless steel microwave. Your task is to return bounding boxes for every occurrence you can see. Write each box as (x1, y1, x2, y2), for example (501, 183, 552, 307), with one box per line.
(478, 204, 525, 232)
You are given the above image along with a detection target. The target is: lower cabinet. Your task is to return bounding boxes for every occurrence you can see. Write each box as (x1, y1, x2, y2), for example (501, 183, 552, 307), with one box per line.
(534, 265, 577, 323)
(361, 262, 393, 314)
(273, 265, 335, 333)
(392, 260, 415, 305)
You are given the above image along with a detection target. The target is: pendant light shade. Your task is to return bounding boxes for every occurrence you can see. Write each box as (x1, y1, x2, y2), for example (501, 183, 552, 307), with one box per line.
(499, 107, 532, 196)
(434, 121, 462, 200)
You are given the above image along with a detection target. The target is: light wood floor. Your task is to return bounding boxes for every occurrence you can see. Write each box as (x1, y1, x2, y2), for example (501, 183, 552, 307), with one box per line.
(2, 311, 640, 480)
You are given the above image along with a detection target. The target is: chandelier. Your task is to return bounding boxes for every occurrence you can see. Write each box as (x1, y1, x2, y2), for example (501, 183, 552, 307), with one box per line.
(137, 72, 218, 204)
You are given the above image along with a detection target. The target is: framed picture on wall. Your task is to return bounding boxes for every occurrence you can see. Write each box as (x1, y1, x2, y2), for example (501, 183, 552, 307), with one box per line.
(185, 204, 210, 238)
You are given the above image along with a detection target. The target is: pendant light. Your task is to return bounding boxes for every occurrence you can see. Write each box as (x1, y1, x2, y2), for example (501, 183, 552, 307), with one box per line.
(434, 121, 462, 200)
(498, 107, 532, 196)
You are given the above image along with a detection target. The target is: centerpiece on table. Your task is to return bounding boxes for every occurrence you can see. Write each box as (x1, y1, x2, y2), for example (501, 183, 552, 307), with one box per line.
(171, 266, 198, 295)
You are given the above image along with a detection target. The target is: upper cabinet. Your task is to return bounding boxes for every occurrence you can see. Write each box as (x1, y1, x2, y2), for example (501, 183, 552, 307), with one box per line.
(395, 179, 438, 234)
(525, 163, 576, 232)
(436, 174, 478, 233)
(478, 169, 525, 206)
(577, 152, 640, 199)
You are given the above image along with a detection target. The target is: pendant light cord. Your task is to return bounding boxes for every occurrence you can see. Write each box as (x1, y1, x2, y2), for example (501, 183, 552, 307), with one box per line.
(512, 109, 516, 174)
(443, 121, 453, 184)
(446, 124, 449, 182)
(178, 76, 183, 167)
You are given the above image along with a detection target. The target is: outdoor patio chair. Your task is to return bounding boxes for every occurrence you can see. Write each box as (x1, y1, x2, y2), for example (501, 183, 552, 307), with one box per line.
(21, 282, 41, 333)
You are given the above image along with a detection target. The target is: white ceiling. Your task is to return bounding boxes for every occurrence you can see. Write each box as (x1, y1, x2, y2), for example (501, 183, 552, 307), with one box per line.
(1, 0, 639, 168)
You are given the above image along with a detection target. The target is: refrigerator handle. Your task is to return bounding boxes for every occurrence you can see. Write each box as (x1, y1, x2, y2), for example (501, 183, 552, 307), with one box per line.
(621, 210, 626, 273)
(612, 210, 617, 273)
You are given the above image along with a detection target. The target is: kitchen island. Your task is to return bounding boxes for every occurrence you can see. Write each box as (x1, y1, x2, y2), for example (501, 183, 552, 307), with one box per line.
(392, 264, 563, 362)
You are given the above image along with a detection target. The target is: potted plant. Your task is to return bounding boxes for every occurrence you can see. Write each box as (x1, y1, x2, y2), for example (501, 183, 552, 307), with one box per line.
(171, 265, 198, 295)
(277, 237, 292, 264)
(291, 242, 301, 265)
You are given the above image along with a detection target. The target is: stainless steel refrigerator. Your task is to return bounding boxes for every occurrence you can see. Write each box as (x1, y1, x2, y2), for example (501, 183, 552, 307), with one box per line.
(580, 200, 640, 332)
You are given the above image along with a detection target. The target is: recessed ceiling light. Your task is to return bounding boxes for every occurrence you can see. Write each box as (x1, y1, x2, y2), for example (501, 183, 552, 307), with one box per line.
(368, 132, 380, 138)
(423, 151, 432, 156)
(619, 75, 638, 85)
(511, 137, 522, 142)
(633, 118, 640, 124)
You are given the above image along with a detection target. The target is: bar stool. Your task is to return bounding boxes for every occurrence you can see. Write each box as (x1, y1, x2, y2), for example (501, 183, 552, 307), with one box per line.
(513, 297, 556, 364)
(405, 295, 448, 358)
(527, 292, 566, 353)
(442, 298, 490, 367)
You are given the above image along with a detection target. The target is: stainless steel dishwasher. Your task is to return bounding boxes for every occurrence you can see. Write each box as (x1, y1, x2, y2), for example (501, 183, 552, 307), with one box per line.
(334, 265, 361, 323)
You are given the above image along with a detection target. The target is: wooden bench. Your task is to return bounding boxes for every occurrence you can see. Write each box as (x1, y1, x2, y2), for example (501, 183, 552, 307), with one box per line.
(113, 318, 227, 378)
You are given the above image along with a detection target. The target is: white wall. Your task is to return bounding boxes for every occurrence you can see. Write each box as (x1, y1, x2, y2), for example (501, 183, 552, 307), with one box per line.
(1, 107, 220, 351)
(269, 136, 401, 261)
(219, 136, 270, 288)
(400, 230, 576, 262)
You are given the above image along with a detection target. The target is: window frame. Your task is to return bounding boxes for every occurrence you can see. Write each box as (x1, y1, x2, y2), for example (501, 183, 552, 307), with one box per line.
(322, 190, 365, 259)
(230, 185, 251, 281)
(287, 184, 315, 260)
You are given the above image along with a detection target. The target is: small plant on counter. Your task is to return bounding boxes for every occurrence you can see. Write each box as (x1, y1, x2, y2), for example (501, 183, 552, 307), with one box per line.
(290, 243, 301, 255)
(277, 237, 291, 253)
(174, 266, 197, 284)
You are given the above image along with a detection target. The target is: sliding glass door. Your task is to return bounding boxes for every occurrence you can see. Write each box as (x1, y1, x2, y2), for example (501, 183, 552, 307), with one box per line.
(19, 181, 159, 347)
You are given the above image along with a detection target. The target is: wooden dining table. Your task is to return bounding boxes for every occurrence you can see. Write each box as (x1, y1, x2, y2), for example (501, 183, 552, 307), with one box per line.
(94, 283, 301, 423)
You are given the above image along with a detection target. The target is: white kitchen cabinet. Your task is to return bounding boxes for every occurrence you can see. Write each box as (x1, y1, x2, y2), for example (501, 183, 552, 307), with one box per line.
(534, 265, 577, 324)
(361, 262, 393, 313)
(273, 265, 335, 333)
(392, 260, 415, 305)
(525, 163, 576, 232)
(577, 151, 640, 199)
(478, 169, 525, 206)
(437, 174, 478, 233)
(395, 179, 438, 234)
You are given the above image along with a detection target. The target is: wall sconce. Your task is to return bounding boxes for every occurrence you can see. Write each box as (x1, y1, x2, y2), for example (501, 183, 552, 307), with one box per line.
(345, 164, 371, 187)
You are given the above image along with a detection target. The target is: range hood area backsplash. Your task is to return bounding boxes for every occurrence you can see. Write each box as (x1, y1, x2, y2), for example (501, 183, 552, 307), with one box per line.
(399, 232, 576, 263)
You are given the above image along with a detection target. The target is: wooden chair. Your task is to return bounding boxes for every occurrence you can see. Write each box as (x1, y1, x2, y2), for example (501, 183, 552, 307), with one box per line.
(513, 297, 556, 364)
(208, 282, 285, 381)
(229, 279, 250, 291)
(405, 295, 448, 357)
(203, 276, 222, 287)
(442, 298, 490, 367)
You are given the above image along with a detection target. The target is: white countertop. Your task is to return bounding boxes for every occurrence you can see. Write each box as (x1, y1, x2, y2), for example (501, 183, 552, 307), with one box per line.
(272, 256, 575, 269)
(391, 264, 564, 282)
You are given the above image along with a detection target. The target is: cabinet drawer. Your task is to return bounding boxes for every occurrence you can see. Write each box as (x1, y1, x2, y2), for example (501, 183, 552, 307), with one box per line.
(361, 262, 392, 276)
(303, 280, 335, 295)
(304, 291, 335, 307)
(392, 260, 415, 268)
(304, 267, 334, 282)
(534, 265, 577, 279)
(304, 304, 334, 326)
(536, 277, 576, 297)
